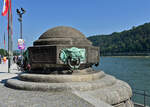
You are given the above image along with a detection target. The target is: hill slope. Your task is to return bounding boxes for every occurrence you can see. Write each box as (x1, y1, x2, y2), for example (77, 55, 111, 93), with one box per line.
(88, 22, 150, 56)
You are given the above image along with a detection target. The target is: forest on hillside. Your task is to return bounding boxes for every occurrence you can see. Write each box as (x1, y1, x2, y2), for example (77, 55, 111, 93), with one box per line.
(0, 49, 8, 56)
(88, 22, 150, 56)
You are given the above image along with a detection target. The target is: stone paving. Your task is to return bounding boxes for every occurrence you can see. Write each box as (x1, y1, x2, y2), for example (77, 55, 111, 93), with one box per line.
(0, 84, 94, 107)
(0, 61, 20, 82)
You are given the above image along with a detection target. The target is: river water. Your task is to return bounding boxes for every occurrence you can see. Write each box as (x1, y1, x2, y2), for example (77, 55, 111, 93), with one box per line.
(93, 56, 150, 105)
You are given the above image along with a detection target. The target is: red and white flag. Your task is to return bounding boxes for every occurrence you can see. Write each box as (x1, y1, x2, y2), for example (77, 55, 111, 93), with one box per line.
(2, 0, 9, 16)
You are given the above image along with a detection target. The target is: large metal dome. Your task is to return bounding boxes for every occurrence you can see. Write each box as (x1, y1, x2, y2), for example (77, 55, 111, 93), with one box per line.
(33, 26, 92, 46)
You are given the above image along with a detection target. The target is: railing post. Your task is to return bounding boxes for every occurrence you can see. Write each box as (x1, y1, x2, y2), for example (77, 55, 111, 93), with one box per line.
(144, 90, 146, 107)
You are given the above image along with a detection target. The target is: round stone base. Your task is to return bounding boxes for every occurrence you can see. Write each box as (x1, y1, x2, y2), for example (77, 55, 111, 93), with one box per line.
(18, 71, 105, 83)
(5, 69, 133, 107)
(6, 74, 116, 91)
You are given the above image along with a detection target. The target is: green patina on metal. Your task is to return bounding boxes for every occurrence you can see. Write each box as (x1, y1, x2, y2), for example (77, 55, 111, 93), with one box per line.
(60, 47, 86, 69)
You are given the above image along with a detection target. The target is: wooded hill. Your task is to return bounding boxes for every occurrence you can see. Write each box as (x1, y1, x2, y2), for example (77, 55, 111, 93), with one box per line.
(88, 22, 150, 56)
(0, 49, 8, 56)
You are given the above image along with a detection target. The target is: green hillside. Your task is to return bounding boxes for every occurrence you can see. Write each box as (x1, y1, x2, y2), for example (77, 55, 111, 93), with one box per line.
(0, 49, 8, 56)
(88, 22, 150, 56)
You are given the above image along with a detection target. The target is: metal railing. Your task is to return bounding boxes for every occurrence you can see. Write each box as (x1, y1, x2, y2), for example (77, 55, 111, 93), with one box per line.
(132, 89, 150, 107)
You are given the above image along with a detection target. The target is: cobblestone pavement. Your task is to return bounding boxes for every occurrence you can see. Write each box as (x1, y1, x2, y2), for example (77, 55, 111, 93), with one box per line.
(0, 61, 20, 82)
(0, 62, 93, 107)
(0, 84, 93, 107)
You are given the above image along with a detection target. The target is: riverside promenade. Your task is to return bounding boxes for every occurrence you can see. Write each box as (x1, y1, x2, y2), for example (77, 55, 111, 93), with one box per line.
(0, 61, 111, 107)
(0, 61, 20, 82)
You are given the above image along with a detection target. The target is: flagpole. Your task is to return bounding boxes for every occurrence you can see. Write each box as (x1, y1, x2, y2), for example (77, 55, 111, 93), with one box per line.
(4, 32, 6, 58)
(8, 0, 13, 73)
(4, 32, 5, 50)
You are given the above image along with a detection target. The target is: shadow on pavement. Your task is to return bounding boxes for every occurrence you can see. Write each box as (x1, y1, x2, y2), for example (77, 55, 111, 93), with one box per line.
(0, 72, 8, 74)
(0, 77, 18, 84)
(1, 79, 8, 84)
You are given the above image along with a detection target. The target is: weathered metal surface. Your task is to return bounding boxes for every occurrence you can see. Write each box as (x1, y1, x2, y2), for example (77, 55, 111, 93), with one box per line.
(60, 47, 86, 69)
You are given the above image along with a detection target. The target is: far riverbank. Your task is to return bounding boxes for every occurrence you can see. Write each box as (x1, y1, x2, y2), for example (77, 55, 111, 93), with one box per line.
(101, 56, 150, 58)
(100, 52, 150, 56)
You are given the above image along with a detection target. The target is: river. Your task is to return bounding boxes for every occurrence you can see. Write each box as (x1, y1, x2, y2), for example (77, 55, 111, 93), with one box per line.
(93, 56, 150, 105)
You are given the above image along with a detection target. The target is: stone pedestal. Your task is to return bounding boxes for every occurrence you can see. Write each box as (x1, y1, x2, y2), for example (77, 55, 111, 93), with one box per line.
(7, 26, 134, 106)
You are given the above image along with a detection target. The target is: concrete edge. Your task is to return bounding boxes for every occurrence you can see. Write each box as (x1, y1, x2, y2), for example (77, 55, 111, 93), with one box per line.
(72, 91, 112, 107)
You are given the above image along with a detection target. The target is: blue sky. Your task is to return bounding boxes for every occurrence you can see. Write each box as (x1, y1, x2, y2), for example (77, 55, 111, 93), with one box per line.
(0, 0, 150, 50)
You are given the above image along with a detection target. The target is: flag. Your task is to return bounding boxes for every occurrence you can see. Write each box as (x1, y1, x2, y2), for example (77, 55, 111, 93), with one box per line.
(2, 0, 9, 16)
(2, 0, 13, 36)
(4, 32, 5, 49)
